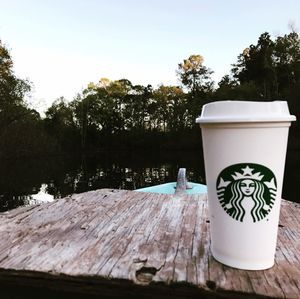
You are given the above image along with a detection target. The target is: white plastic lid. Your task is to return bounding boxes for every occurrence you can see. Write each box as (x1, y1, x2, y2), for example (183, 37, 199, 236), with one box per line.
(196, 101, 296, 123)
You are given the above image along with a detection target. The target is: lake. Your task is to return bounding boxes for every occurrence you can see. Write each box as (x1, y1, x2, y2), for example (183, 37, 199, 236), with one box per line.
(0, 148, 299, 212)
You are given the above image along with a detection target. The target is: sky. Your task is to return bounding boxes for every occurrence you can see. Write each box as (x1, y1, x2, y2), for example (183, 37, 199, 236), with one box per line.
(1, 0, 300, 113)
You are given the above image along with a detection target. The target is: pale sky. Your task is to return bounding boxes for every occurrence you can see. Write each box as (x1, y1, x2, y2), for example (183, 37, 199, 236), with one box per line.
(0, 0, 300, 113)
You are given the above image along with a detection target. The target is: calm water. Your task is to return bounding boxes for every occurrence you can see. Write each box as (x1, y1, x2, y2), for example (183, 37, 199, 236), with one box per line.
(0, 150, 206, 211)
(0, 149, 299, 212)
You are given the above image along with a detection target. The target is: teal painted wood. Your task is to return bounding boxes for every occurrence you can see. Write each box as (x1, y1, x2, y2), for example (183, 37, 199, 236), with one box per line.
(135, 182, 207, 195)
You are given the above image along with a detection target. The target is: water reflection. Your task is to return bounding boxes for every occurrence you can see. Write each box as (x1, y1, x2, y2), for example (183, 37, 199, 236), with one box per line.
(31, 184, 54, 204)
(0, 149, 298, 212)
(0, 151, 206, 211)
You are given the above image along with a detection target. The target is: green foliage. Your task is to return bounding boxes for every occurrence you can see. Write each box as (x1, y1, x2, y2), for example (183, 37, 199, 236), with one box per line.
(177, 54, 214, 94)
(0, 40, 31, 108)
(0, 39, 58, 158)
(274, 32, 300, 91)
(176, 55, 215, 127)
(43, 29, 300, 151)
(214, 79, 258, 100)
(152, 85, 188, 131)
(2, 29, 300, 155)
(232, 31, 300, 100)
(44, 97, 80, 151)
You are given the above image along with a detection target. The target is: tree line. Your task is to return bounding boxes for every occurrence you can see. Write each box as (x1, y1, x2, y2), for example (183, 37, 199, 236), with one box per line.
(1, 30, 300, 157)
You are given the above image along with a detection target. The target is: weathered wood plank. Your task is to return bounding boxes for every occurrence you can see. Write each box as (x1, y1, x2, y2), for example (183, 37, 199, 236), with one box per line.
(0, 189, 299, 298)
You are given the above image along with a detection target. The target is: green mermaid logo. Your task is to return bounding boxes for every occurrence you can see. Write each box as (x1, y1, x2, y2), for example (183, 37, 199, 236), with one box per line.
(216, 163, 277, 222)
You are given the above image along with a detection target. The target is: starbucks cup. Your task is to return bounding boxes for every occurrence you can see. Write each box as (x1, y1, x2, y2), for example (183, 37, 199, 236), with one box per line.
(196, 101, 296, 270)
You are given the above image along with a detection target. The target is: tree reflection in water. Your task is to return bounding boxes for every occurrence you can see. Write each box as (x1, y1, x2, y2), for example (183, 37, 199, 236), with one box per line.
(0, 148, 298, 212)
(0, 151, 206, 212)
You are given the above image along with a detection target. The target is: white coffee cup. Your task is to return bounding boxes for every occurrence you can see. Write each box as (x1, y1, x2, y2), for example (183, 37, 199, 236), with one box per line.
(196, 101, 296, 270)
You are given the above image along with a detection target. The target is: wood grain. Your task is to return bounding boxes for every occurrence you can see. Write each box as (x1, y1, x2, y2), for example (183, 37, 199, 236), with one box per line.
(0, 189, 299, 298)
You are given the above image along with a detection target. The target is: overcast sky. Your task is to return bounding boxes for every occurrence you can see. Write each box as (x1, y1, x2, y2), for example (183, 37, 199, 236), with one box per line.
(1, 0, 300, 112)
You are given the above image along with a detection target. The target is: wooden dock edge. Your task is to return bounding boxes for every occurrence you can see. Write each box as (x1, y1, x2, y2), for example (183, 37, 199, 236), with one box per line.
(0, 268, 271, 299)
(0, 189, 299, 298)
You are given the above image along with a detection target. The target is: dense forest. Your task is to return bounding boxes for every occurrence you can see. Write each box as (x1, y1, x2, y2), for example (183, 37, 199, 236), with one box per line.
(1, 30, 300, 158)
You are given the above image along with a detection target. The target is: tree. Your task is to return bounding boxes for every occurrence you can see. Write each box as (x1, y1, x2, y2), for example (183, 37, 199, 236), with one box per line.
(0, 39, 56, 158)
(218, 75, 237, 89)
(44, 97, 79, 151)
(232, 32, 277, 99)
(0, 40, 13, 77)
(274, 31, 300, 92)
(79, 79, 129, 134)
(177, 55, 214, 127)
(231, 31, 300, 101)
(177, 54, 214, 94)
(0, 39, 32, 129)
(152, 85, 187, 132)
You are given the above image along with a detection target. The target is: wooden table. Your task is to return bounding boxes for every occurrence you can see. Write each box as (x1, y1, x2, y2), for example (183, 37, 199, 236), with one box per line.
(0, 189, 299, 298)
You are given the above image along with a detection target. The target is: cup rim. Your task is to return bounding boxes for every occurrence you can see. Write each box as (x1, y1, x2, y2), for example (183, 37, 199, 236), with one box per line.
(196, 115, 296, 124)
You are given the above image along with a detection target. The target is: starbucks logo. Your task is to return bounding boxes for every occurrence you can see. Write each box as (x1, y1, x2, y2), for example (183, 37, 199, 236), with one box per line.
(216, 163, 277, 222)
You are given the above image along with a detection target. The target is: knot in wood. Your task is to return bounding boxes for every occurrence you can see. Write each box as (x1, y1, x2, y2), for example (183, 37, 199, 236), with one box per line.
(135, 267, 158, 284)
